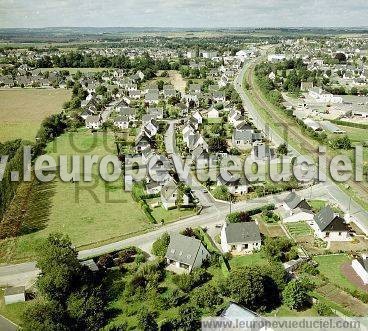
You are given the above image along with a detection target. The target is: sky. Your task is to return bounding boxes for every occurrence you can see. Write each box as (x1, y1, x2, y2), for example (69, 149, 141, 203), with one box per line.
(1, 0, 368, 28)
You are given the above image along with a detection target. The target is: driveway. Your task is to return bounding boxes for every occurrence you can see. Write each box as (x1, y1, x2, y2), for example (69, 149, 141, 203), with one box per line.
(0, 315, 17, 331)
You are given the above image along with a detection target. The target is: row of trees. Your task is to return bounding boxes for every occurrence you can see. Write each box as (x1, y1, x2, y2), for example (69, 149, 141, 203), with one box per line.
(23, 234, 107, 330)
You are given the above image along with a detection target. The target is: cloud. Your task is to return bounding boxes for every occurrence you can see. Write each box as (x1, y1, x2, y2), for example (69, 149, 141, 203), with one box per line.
(0, 0, 367, 28)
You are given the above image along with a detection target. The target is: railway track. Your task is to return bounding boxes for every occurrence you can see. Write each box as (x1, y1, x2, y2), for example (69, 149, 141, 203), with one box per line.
(246, 64, 368, 197)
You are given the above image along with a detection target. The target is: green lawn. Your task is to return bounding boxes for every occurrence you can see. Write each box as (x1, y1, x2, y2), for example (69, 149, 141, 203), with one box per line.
(5, 131, 153, 261)
(0, 290, 29, 326)
(313, 254, 357, 292)
(309, 200, 326, 213)
(229, 252, 266, 268)
(285, 222, 313, 237)
(150, 206, 195, 224)
(269, 304, 318, 317)
(0, 88, 71, 142)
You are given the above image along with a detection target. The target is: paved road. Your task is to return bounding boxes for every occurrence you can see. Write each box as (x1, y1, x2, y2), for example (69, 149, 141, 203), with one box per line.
(0, 183, 334, 286)
(164, 119, 217, 209)
(0, 316, 17, 331)
(234, 57, 368, 235)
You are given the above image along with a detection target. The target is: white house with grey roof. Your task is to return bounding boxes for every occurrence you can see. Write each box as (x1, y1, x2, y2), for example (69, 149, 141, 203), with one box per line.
(165, 233, 210, 273)
(281, 192, 314, 223)
(221, 222, 261, 254)
(352, 254, 368, 284)
(160, 178, 190, 210)
(309, 206, 351, 242)
(232, 129, 262, 150)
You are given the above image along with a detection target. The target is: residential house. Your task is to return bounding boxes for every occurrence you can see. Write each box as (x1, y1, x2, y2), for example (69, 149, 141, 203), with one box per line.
(212, 91, 226, 103)
(228, 109, 242, 127)
(129, 90, 141, 99)
(221, 222, 262, 254)
(114, 115, 130, 130)
(165, 233, 210, 273)
(207, 107, 219, 119)
(143, 120, 159, 138)
(232, 129, 262, 150)
(310, 206, 351, 242)
(217, 174, 249, 196)
(309, 87, 343, 104)
(160, 179, 190, 210)
(119, 107, 136, 122)
(135, 132, 151, 152)
(145, 91, 159, 105)
(352, 254, 368, 285)
(220, 302, 268, 330)
(192, 110, 203, 124)
(281, 192, 314, 223)
(85, 115, 101, 130)
(251, 143, 275, 161)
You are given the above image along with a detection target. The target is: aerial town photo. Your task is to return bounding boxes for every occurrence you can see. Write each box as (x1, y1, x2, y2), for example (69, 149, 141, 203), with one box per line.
(1, 1, 368, 330)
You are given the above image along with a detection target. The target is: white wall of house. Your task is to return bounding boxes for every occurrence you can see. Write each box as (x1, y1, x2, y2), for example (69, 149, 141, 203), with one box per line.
(220, 226, 261, 254)
(308, 222, 351, 242)
(352, 259, 368, 284)
(4, 293, 25, 305)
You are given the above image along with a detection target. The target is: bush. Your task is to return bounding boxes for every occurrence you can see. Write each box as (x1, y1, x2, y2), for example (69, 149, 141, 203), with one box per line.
(282, 279, 310, 310)
(315, 302, 334, 316)
(97, 254, 114, 269)
(151, 233, 170, 257)
(226, 211, 251, 223)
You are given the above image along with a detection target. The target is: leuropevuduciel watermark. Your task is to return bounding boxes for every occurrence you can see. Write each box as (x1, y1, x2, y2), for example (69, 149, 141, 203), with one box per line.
(0, 145, 365, 190)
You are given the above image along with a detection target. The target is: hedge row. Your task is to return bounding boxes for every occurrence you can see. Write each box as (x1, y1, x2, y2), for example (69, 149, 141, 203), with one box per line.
(330, 119, 368, 130)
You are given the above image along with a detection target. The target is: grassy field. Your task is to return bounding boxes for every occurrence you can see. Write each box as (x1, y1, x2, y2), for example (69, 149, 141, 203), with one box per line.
(313, 254, 357, 292)
(309, 200, 326, 212)
(0, 88, 71, 142)
(229, 252, 266, 268)
(3, 130, 153, 261)
(285, 222, 313, 237)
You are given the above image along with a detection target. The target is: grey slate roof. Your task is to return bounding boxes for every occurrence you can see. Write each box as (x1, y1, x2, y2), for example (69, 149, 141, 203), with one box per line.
(284, 192, 311, 210)
(225, 222, 261, 244)
(357, 256, 368, 272)
(165, 233, 204, 267)
(313, 206, 347, 232)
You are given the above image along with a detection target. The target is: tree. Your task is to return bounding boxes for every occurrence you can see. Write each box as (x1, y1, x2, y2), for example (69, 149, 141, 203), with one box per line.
(36, 233, 82, 301)
(330, 135, 352, 150)
(350, 87, 358, 95)
(226, 211, 251, 223)
(261, 237, 295, 262)
(23, 299, 68, 331)
(151, 233, 170, 257)
(24, 233, 107, 331)
(277, 143, 288, 156)
(208, 136, 228, 153)
(175, 182, 185, 209)
(192, 283, 223, 308)
(175, 304, 201, 330)
(334, 52, 347, 64)
(282, 279, 310, 310)
(137, 309, 158, 331)
(225, 266, 266, 310)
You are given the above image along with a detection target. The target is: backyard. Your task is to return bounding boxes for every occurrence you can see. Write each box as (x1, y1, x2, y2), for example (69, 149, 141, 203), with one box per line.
(0, 88, 71, 142)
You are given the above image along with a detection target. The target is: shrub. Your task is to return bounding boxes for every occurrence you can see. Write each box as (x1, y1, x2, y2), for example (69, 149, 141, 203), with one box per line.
(151, 233, 170, 257)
